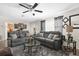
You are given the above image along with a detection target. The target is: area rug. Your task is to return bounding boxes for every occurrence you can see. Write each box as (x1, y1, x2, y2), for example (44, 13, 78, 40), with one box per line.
(10, 45, 73, 56)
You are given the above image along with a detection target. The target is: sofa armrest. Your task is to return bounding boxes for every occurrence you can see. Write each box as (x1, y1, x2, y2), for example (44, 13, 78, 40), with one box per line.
(7, 37, 12, 47)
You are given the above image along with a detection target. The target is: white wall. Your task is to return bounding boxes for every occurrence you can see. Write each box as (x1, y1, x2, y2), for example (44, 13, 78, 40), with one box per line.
(0, 16, 7, 47)
(45, 17, 54, 31)
(0, 17, 7, 40)
(63, 7, 79, 49)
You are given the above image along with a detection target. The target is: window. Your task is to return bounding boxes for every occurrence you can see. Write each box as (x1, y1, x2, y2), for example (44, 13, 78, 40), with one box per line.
(41, 20, 45, 32)
(54, 16, 63, 33)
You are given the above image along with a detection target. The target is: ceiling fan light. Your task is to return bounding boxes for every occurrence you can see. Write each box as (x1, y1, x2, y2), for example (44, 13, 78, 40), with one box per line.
(33, 13, 35, 16)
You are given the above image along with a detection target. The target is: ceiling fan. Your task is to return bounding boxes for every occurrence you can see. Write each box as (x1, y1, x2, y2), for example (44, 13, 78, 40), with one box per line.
(19, 3, 43, 16)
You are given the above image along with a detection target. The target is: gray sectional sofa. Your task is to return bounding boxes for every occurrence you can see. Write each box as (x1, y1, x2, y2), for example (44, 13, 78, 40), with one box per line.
(34, 31, 64, 50)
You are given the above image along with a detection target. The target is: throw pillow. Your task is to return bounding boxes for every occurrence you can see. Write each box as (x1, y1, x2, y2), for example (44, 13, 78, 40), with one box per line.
(10, 34, 17, 39)
(48, 33, 54, 39)
(53, 35, 59, 39)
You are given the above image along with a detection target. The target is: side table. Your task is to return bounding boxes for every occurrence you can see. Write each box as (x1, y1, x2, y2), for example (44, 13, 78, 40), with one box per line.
(63, 40, 76, 55)
(73, 41, 76, 55)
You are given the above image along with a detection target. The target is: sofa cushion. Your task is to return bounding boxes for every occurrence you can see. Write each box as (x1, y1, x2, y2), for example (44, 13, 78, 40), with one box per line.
(10, 34, 17, 40)
(44, 33, 49, 38)
(35, 37, 46, 40)
(19, 33, 25, 38)
(17, 31, 26, 38)
(45, 38, 54, 43)
(48, 33, 54, 39)
(36, 33, 43, 37)
(53, 34, 60, 40)
(12, 38, 25, 43)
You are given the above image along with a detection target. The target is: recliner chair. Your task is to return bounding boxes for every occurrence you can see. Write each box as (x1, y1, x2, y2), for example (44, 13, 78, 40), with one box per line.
(7, 30, 29, 50)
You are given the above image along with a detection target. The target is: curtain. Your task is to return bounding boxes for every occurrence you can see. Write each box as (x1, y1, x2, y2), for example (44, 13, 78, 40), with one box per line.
(54, 16, 63, 33)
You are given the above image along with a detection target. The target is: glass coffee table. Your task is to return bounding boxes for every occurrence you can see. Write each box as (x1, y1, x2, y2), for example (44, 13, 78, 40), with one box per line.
(24, 36, 40, 56)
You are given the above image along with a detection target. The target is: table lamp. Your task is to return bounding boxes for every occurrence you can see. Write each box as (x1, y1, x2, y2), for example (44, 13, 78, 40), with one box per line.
(66, 25, 73, 32)
(66, 25, 73, 41)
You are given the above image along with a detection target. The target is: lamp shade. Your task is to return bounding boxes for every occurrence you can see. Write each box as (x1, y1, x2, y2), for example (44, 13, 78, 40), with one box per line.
(66, 25, 73, 32)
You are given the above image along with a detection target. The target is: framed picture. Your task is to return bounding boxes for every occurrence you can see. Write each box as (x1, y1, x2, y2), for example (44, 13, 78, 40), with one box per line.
(14, 23, 27, 29)
(14, 24, 18, 28)
(69, 14, 79, 29)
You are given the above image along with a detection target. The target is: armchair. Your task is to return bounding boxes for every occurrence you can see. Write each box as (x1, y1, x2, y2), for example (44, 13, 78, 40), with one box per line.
(7, 30, 29, 50)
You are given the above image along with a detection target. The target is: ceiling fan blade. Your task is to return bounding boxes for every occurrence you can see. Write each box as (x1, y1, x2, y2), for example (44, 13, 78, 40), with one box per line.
(23, 3, 32, 8)
(35, 10, 43, 13)
(19, 4, 29, 9)
(32, 3, 38, 9)
(23, 10, 29, 13)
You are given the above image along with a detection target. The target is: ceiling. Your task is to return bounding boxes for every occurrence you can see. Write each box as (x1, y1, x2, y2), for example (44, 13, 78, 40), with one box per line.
(0, 3, 79, 22)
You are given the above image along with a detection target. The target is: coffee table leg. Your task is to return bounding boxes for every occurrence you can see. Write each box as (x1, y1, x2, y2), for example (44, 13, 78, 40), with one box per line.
(28, 46, 32, 56)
